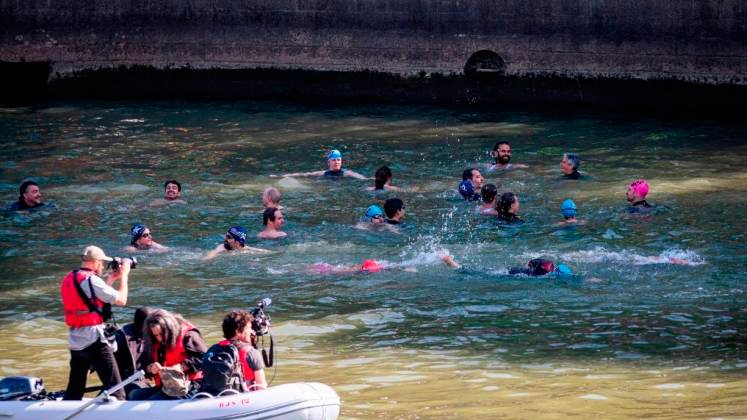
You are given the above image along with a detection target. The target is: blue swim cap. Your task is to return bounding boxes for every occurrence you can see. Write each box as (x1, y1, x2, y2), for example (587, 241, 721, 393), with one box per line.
(554, 263, 573, 276)
(327, 149, 342, 160)
(130, 223, 146, 242)
(364, 205, 384, 222)
(227, 226, 247, 245)
(459, 180, 480, 201)
(561, 199, 577, 219)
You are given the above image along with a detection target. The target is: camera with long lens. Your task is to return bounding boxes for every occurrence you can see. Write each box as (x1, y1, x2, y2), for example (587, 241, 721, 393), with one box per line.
(108, 256, 138, 272)
(250, 297, 272, 336)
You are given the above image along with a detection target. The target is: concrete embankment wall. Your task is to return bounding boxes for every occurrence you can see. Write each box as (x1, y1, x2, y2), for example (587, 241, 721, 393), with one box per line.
(1, 0, 746, 112)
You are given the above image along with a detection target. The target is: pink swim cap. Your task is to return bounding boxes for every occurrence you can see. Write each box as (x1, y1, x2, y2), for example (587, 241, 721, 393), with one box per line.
(630, 179, 649, 198)
(361, 259, 382, 273)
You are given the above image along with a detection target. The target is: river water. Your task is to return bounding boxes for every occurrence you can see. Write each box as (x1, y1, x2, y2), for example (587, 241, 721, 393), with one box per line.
(1, 101, 746, 418)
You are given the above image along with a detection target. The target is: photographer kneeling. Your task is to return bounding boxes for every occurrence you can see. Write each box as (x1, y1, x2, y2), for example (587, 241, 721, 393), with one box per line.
(61, 246, 132, 400)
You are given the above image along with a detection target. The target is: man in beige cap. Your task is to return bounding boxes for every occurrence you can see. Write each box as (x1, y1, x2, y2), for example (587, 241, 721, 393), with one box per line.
(60, 245, 132, 400)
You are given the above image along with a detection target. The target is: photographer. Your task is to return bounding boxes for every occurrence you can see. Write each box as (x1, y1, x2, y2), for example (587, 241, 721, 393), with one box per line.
(60, 246, 132, 400)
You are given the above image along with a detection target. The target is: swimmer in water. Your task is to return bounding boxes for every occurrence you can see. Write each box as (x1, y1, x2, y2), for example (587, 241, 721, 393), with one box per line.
(7, 180, 46, 212)
(560, 153, 582, 180)
(257, 207, 287, 239)
(366, 166, 409, 192)
(477, 184, 499, 215)
(309, 253, 459, 274)
(458, 168, 484, 201)
(556, 199, 585, 226)
(626, 179, 654, 213)
(262, 187, 282, 210)
(125, 223, 168, 252)
(508, 258, 574, 276)
(487, 141, 528, 171)
(275, 149, 366, 179)
(354, 205, 386, 230)
(149, 180, 187, 207)
(496, 192, 523, 223)
(383, 198, 406, 226)
(204, 226, 271, 260)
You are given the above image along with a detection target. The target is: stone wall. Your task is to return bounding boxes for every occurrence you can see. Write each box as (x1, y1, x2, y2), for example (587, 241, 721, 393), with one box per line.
(2, 0, 745, 84)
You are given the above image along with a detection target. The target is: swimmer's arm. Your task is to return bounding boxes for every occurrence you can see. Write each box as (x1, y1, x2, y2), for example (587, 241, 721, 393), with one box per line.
(151, 241, 169, 251)
(275, 170, 325, 178)
(343, 170, 368, 180)
(513, 163, 529, 168)
(243, 246, 274, 254)
(203, 245, 225, 261)
(124, 245, 138, 253)
(441, 255, 461, 269)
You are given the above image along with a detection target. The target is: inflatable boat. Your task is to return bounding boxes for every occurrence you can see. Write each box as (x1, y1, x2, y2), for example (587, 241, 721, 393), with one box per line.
(0, 379, 340, 420)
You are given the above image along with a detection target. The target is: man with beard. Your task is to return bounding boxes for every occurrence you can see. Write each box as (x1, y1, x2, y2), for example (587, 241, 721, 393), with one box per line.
(7, 180, 46, 211)
(150, 180, 186, 207)
(203, 226, 271, 260)
(488, 141, 528, 171)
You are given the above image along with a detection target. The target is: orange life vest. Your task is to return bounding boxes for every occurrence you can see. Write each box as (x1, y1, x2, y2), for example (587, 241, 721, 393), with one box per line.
(152, 322, 204, 387)
(60, 270, 106, 328)
(217, 339, 256, 385)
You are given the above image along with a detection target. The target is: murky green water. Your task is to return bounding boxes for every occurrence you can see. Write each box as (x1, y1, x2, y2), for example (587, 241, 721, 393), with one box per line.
(1, 101, 746, 418)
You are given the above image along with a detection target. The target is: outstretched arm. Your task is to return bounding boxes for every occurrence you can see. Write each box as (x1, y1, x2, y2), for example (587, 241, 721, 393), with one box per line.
(203, 244, 225, 261)
(272, 170, 325, 178)
(344, 170, 368, 180)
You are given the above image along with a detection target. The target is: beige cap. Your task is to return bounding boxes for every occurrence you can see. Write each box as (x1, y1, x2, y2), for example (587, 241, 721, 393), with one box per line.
(81, 245, 113, 262)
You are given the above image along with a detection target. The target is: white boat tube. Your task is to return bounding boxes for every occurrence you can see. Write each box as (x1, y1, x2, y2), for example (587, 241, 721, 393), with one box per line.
(0, 382, 340, 420)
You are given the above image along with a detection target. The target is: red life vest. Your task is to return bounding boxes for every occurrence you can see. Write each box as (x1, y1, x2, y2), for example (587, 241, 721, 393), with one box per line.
(152, 321, 204, 387)
(217, 339, 256, 385)
(60, 270, 105, 328)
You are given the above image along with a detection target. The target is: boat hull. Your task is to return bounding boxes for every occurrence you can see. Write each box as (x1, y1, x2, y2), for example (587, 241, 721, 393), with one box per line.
(0, 382, 340, 420)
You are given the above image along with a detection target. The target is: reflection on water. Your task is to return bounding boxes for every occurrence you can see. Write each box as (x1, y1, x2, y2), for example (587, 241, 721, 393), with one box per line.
(1, 101, 746, 417)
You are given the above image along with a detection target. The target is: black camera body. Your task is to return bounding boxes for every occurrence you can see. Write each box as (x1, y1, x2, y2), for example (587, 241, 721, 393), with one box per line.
(250, 298, 272, 336)
(109, 256, 137, 271)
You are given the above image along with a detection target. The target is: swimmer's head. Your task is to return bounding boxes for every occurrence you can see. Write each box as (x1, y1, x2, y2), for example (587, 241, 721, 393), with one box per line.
(164, 180, 181, 200)
(492, 141, 511, 165)
(361, 259, 382, 273)
(364, 205, 385, 223)
(560, 153, 580, 175)
(498, 192, 519, 215)
(130, 223, 149, 246)
(481, 184, 498, 204)
(226, 226, 247, 247)
(262, 187, 281, 207)
(462, 168, 484, 190)
(627, 179, 649, 202)
(528, 258, 555, 276)
(374, 166, 392, 190)
(560, 199, 577, 219)
(384, 198, 405, 220)
(458, 180, 475, 200)
(327, 149, 342, 171)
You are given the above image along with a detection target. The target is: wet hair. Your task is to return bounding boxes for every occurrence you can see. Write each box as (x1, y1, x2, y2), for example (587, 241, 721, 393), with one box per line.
(563, 153, 580, 171)
(163, 180, 181, 191)
(481, 184, 498, 203)
(222, 310, 255, 339)
(493, 141, 510, 151)
(263, 207, 279, 226)
(19, 180, 38, 200)
(263, 187, 281, 206)
(384, 198, 404, 218)
(132, 307, 153, 339)
(462, 168, 478, 181)
(497, 192, 518, 216)
(143, 309, 186, 350)
(374, 166, 392, 190)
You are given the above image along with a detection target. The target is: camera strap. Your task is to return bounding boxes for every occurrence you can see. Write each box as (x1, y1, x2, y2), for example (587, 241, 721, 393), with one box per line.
(71, 269, 113, 323)
(261, 335, 274, 368)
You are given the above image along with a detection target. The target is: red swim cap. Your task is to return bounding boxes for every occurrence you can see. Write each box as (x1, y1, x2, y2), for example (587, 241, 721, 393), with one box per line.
(361, 259, 382, 273)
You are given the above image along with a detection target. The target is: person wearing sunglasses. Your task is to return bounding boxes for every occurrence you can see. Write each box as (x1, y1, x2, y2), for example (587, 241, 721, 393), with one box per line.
(204, 226, 271, 260)
(126, 223, 168, 252)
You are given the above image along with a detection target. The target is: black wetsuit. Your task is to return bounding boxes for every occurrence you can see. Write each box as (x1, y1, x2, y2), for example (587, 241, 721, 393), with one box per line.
(563, 171, 581, 180)
(386, 219, 401, 225)
(628, 200, 654, 213)
(323, 169, 346, 177)
(497, 213, 523, 224)
(7, 200, 44, 211)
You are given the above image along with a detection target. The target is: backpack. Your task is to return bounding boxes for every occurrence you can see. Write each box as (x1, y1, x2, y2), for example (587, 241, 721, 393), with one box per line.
(200, 342, 247, 395)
